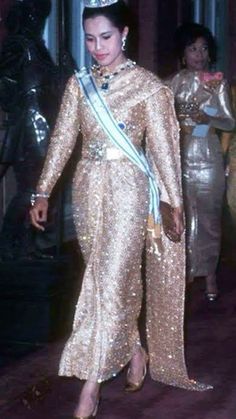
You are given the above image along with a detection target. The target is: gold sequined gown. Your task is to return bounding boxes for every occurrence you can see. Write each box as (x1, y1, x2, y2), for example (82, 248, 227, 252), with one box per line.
(227, 84, 236, 225)
(167, 70, 235, 278)
(37, 63, 210, 390)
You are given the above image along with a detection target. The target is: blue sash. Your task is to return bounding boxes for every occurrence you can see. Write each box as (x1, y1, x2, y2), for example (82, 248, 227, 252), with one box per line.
(75, 67, 161, 233)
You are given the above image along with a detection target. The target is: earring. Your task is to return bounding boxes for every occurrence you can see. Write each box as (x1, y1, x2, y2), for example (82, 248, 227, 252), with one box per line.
(121, 37, 127, 51)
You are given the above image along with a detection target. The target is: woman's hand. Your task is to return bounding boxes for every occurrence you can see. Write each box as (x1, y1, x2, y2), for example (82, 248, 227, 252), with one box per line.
(172, 206, 184, 236)
(191, 110, 210, 124)
(30, 197, 48, 231)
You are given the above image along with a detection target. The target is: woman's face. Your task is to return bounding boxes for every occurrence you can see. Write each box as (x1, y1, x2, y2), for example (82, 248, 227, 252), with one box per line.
(183, 37, 209, 71)
(84, 15, 128, 70)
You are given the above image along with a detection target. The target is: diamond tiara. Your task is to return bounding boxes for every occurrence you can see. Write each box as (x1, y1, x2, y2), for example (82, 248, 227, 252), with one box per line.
(84, 0, 119, 8)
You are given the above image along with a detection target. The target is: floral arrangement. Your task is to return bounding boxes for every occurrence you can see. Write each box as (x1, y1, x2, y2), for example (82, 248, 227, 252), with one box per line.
(198, 71, 223, 90)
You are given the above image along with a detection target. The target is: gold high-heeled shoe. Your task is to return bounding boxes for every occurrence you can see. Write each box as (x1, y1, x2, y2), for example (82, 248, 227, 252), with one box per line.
(125, 349, 149, 393)
(73, 398, 100, 418)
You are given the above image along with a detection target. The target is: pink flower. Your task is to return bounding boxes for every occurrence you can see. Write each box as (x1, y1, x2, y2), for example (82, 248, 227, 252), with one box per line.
(199, 71, 224, 83)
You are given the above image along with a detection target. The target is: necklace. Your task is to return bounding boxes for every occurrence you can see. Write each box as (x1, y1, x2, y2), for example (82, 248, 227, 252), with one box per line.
(92, 59, 136, 91)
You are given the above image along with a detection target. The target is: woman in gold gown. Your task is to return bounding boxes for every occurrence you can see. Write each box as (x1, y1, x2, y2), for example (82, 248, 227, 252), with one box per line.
(221, 83, 236, 261)
(225, 83, 236, 226)
(30, 3, 211, 418)
(167, 23, 235, 301)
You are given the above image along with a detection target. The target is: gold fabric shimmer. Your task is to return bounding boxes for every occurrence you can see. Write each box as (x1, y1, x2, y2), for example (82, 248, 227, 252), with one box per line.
(37, 65, 212, 390)
(167, 70, 235, 278)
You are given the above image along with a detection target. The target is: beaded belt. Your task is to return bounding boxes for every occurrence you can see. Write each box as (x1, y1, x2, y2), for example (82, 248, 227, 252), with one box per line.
(104, 147, 125, 160)
(84, 145, 126, 161)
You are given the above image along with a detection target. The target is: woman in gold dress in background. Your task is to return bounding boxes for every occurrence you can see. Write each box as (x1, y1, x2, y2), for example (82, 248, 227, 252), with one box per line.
(221, 83, 236, 261)
(30, 2, 211, 418)
(167, 23, 235, 301)
(223, 83, 236, 227)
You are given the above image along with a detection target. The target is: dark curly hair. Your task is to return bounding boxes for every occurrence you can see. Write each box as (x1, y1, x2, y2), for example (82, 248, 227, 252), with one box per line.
(174, 22, 217, 66)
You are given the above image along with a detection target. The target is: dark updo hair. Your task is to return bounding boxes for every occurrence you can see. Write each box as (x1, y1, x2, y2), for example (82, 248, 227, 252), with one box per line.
(175, 22, 217, 65)
(82, 0, 132, 32)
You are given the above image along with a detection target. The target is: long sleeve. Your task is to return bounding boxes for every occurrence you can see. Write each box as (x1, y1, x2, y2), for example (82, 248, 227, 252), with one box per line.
(37, 75, 81, 195)
(167, 70, 235, 133)
(164, 72, 180, 96)
(202, 80, 235, 131)
(145, 86, 182, 207)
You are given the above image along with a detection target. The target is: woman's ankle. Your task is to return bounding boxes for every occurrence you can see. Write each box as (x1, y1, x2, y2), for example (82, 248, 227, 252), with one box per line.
(74, 381, 101, 416)
(80, 381, 100, 399)
(129, 347, 148, 370)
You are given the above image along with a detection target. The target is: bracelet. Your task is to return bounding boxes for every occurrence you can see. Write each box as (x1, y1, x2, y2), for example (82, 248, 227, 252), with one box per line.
(30, 192, 49, 207)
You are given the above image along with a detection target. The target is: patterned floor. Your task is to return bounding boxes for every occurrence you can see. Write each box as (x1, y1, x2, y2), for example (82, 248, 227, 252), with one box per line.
(0, 260, 236, 419)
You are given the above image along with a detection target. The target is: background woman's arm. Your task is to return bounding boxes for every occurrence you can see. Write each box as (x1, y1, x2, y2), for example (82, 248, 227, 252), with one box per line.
(202, 80, 235, 131)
